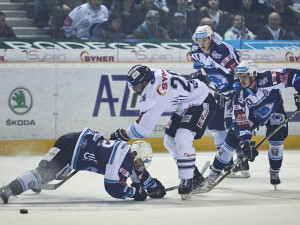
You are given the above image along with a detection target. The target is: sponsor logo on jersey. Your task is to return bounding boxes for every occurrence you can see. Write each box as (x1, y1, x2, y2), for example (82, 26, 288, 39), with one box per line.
(157, 70, 168, 95)
(234, 111, 250, 127)
(181, 115, 191, 123)
(119, 168, 129, 177)
(197, 105, 209, 128)
(9, 87, 32, 115)
(271, 71, 278, 84)
(278, 72, 289, 85)
(156, 84, 167, 96)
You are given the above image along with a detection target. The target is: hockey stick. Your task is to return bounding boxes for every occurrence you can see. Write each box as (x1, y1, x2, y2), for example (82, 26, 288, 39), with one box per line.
(36, 170, 79, 190)
(207, 85, 232, 102)
(164, 160, 211, 192)
(195, 109, 300, 193)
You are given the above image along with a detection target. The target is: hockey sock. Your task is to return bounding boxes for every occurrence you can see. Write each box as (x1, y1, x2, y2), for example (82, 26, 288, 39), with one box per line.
(9, 170, 41, 195)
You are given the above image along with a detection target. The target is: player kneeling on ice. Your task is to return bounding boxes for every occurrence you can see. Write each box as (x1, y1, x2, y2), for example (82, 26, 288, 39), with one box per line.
(110, 65, 217, 200)
(0, 128, 166, 204)
(200, 60, 300, 192)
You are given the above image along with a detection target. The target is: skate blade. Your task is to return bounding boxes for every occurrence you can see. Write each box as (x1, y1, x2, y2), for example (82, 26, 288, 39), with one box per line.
(273, 185, 278, 191)
(181, 193, 192, 200)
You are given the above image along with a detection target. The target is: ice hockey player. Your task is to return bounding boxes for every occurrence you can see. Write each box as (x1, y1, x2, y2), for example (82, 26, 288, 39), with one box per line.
(110, 65, 217, 200)
(200, 60, 300, 192)
(189, 25, 251, 178)
(0, 128, 166, 204)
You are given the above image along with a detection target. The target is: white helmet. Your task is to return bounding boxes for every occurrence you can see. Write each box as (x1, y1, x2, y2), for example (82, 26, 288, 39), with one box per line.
(235, 60, 258, 77)
(193, 25, 214, 43)
(131, 140, 153, 168)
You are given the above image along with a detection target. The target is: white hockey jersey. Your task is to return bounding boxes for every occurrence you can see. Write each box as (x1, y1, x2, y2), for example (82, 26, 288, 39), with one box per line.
(63, 3, 109, 39)
(126, 68, 209, 139)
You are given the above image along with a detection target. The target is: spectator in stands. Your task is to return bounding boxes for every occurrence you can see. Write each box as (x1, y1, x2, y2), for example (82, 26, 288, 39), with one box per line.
(111, 0, 141, 37)
(135, 0, 168, 28)
(0, 11, 16, 38)
(168, 0, 200, 32)
(154, 0, 169, 12)
(239, 0, 268, 35)
(218, 0, 241, 14)
(132, 10, 170, 39)
(167, 11, 192, 40)
(49, 0, 85, 38)
(257, 12, 297, 40)
(104, 13, 127, 39)
(266, 0, 298, 32)
(198, 0, 231, 37)
(294, 15, 300, 38)
(63, 0, 109, 40)
(224, 14, 256, 40)
(33, 0, 56, 28)
(199, 17, 223, 40)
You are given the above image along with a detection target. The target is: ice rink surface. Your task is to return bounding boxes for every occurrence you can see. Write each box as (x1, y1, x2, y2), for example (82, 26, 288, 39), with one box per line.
(1, 150, 300, 225)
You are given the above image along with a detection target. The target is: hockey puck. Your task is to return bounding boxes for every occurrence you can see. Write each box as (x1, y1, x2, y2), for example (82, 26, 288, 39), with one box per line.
(20, 209, 28, 214)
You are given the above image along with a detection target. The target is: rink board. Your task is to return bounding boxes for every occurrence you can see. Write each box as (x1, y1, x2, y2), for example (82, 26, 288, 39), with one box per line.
(0, 62, 300, 155)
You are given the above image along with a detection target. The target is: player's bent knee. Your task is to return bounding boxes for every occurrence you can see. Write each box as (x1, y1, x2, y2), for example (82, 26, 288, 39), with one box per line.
(174, 129, 194, 149)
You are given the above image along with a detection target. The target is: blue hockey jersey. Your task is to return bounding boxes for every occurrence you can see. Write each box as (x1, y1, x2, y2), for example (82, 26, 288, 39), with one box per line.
(190, 40, 240, 94)
(70, 128, 155, 199)
(233, 69, 300, 142)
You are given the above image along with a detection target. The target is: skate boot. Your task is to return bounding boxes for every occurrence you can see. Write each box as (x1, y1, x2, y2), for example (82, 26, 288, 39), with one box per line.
(270, 168, 280, 190)
(178, 178, 193, 200)
(0, 185, 13, 204)
(224, 157, 233, 172)
(228, 157, 250, 178)
(192, 166, 204, 189)
(199, 166, 221, 193)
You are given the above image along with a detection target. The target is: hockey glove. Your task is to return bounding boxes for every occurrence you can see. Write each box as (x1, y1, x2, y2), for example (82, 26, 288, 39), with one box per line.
(190, 71, 208, 85)
(147, 179, 166, 199)
(131, 183, 147, 201)
(240, 140, 259, 162)
(110, 128, 130, 141)
(294, 93, 300, 110)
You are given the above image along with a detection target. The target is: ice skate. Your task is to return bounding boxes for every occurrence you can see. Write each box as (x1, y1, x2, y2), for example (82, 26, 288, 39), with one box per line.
(228, 159, 250, 178)
(270, 168, 281, 190)
(197, 167, 221, 193)
(178, 178, 193, 200)
(192, 166, 204, 189)
(0, 185, 13, 204)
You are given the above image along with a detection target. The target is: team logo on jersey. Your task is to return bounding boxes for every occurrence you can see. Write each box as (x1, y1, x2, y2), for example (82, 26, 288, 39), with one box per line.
(258, 77, 268, 86)
(9, 87, 32, 115)
(211, 51, 222, 59)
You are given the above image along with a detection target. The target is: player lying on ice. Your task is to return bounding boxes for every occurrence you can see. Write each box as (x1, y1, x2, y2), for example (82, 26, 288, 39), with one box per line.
(0, 128, 166, 204)
(110, 65, 217, 200)
(199, 60, 300, 192)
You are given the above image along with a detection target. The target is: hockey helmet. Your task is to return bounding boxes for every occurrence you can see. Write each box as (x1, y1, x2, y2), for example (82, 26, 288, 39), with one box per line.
(131, 140, 153, 168)
(193, 25, 214, 43)
(127, 65, 152, 93)
(235, 60, 258, 78)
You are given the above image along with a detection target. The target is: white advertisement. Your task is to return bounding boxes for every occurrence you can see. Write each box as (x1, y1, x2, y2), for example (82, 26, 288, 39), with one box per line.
(0, 63, 299, 141)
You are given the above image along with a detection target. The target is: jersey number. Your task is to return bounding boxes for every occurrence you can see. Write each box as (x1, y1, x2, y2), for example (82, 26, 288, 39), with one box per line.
(170, 77, 191, 92)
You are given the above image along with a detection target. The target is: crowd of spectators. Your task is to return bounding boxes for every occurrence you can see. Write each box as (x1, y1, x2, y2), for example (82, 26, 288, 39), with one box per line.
(1, 0, 300, 40)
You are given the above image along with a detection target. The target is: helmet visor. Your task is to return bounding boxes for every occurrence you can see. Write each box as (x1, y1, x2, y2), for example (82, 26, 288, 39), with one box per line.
(127, 81, 143, 94)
